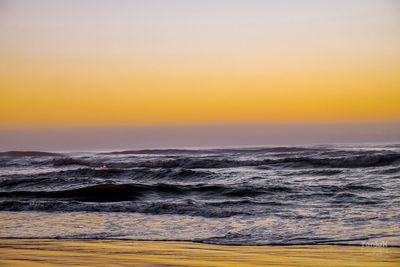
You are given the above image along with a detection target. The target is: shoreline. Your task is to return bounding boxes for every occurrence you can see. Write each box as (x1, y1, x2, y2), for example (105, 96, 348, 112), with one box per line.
(0, 239, 399, 267)
(0, 237, 399, 248)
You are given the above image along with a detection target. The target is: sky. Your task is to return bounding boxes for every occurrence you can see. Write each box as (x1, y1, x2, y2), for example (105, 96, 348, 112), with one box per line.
(0, 123, 399, 151)
(0, 0, 399, 149)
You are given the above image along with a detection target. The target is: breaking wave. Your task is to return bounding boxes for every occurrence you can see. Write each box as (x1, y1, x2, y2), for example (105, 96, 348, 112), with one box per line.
(0, 183, 292, 202)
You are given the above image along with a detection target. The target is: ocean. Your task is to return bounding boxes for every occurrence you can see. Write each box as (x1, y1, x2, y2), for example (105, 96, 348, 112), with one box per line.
(0, 144, 399, 246)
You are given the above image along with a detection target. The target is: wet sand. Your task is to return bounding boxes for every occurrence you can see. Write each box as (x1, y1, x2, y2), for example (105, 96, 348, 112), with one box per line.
(0, 239, 399, 266)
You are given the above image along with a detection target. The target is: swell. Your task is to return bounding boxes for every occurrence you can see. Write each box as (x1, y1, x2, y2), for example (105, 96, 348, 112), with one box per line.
(101, 146, 324, 155)
(52, 157, 93, 167)
(280, 169, 343, 176)
(0, 151, 61, 157)
(0, 167, 213, 190)
(12, 152, 399, 169)
(131, 153, 400, 169)
(0, 181, 385, 203)
(272, 153, 400, 168)
(0, 200, 258, 217)
(0, 183, 292, 202)
(370, 166, 400, 174)
(0, 198, 290, 217)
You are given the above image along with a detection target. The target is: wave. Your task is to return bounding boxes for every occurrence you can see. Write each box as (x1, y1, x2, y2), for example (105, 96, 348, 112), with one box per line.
(102, 149, 204, 155)
(131, 153, 400, 169)
(198, 232, 400, 246)
(0, 183, 293, 202)
(52, 157, 94, 167)
(0, 151, 61, 157)
(0, 177, 52, 188)
(340, 184, 384, 191)
(0, 167, 127, 182)
(136, 158, 242, 168)
(0, 180, 383, 203)
(280, 169, 343, 176)
(53, 167, 127, 178)
(6, 151, 398, 170)
(303, 184, 384, 195)
(128, 168, 213, 181)
(370, 166, 400, 175)
(273, 153, 400, 168)
(0, 199, 264, 217)
(0, 158, 12, 167)
(0, 184, 147, 202)
(0, 167, 213, 190)
(102, 146, 324, 155)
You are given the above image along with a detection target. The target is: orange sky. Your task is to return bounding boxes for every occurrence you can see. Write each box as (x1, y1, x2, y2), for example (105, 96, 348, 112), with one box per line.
(1, 0, 399, 127)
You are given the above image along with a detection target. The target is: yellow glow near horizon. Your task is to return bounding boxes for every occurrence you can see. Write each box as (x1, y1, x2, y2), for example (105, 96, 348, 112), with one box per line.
(0, 1, 399, 127)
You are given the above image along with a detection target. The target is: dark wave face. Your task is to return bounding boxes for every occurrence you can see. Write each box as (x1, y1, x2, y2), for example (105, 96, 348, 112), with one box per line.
(0, 144, 399, 245)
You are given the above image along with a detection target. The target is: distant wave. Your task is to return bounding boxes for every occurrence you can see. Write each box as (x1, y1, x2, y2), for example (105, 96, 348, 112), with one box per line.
(129, 153, 400, 169)
(0, 167, 214, 191)
(102, 149, 204, 155)
(0, 151, 61, 157)
(52, 157, 93, 167)
(101, 146, 323, 155)
(4, 150, 398, 170)
(0, 167, 127, 181)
